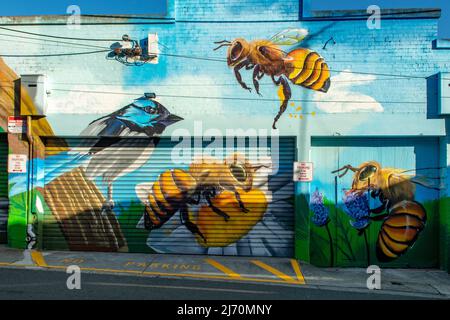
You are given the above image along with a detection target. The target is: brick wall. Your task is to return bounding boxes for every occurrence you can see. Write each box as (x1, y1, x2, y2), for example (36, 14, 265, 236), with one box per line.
(175, 0, 300, 21)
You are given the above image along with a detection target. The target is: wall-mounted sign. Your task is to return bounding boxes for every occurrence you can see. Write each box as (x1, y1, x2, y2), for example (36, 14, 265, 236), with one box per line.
(8, 154, 28, 173)
(8, 116, 27, 134)
(293, 162, 313, 182)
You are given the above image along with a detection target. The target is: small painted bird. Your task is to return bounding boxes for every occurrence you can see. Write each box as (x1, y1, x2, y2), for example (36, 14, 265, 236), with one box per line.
(80, 96, 183, 210)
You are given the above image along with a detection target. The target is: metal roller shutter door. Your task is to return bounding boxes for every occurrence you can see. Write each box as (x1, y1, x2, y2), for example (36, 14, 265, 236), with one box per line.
(43, 137, 295, 257)
(0, 134, 8, 244)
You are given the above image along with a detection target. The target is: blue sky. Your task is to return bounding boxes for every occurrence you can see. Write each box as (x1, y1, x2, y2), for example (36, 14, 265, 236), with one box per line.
(0, 0, 167, 16)
(312, 0, 449, 38)
(0, 0, 448, 38)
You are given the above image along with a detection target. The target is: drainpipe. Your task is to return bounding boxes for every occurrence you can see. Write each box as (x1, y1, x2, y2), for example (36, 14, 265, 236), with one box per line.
(25, 114, 36, 249)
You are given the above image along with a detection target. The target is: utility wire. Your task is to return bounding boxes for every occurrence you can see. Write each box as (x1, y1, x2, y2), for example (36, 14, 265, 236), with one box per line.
(0, 27, 448, 80)
(50, 88, 426, 104)
(1, 47, 446, 81)
(0, 33, 108, 51)
(0, 32, 107, 49)
(0, 49, 110, 57)
(0, 26, 122, 42)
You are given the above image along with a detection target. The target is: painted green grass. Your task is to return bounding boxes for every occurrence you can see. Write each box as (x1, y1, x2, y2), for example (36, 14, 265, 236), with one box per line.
(117, 201, 156, 253)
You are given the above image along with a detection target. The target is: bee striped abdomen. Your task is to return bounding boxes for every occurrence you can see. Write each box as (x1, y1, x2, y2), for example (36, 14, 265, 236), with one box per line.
(376, 200, 426, 262)
(145, 169, 197, 229)
(286, 48, 330, 93)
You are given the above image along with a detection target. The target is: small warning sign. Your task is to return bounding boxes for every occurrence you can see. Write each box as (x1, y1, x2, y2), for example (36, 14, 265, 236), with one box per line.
(293, 162, 313, 182)
(8, 116, 27, 134)
(8, 154, 28, 173)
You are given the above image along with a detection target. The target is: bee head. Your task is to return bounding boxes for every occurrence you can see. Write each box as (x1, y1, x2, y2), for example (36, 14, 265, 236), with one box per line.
(351, 161, 381, 192)
(227, 39, 251, 67)
(224, 153, 254, 191)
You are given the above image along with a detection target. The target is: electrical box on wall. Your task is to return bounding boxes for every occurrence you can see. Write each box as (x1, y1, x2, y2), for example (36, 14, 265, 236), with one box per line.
(21, 74, 48, 116)
(438, 72, 450, 115)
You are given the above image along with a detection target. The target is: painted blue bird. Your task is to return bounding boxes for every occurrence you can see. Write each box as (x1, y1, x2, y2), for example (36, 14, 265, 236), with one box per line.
(80, 96, 183, 210)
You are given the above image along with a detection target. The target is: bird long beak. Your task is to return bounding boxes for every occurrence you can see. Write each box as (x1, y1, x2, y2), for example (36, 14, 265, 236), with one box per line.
(161, 114, 184, 127)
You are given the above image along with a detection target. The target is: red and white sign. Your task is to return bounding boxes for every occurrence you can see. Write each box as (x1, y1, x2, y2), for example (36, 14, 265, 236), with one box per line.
(293, 162, 313, 182)
(8, 154, 28, 173)
(8, 116, 27, 134)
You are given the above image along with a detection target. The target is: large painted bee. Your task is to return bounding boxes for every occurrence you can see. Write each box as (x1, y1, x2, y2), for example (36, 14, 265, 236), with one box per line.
(214, 29, 331, 129)
(143, 153, 266, 242)
(333, 161, 441, 262)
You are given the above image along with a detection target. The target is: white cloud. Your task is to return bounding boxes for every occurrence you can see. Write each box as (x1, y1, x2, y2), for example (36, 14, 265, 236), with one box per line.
(313, 70, 384, 113)
(47, 74, 224, 116)
(47, 85, 133, 114)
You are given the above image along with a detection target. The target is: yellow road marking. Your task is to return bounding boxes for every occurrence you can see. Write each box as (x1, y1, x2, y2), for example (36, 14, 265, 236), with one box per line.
(251, 260, 301, 284)
(204, 259, 241, 279)
(30, 251, 47, 267)
(290, 259, 306, 284)
(0, 263, 304, 286)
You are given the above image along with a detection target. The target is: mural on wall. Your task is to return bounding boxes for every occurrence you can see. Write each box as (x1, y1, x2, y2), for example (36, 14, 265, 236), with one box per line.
(26, 92, 295, 256)
(135, 152, 294, 256)
(334, 161, 441, 262)
(214, 28, 331, 129)
(107, 34, 159, 66)
(80, 95, 183, 211)
(309, 160, 442, 267)
(137, 153, 268, 246)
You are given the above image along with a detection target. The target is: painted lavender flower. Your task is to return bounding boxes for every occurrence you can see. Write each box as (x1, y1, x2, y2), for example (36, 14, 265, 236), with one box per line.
(343, 191, 371, 230)
(310, 189, 329, 227)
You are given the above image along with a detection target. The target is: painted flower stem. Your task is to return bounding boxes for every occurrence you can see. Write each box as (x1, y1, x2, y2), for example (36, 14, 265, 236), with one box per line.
(325, 223, 334, 267)
(363, 228, 371, 267)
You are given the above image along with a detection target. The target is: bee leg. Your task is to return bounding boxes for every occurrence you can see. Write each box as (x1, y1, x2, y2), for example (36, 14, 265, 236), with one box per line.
(181, 206, 207, 243)
(271, 76, 292, 130)
(234, 60, 253, 93)
(188, 191, 201, 205)
(233, 190, 250, 213)
(204, 191, 231, 222)
(252, 64, 264, 96)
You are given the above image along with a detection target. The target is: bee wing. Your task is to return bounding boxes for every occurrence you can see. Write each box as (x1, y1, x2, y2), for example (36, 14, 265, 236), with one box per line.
(135, 182, 155, 204)
(408, 175, 445, 190)
(270, 28, 309, 46)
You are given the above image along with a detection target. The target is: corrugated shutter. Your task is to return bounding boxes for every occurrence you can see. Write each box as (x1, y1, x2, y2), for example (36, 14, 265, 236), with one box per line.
(310, 137, 440, 268)
(0, 134, 9, 244)
(43, 137, 295, 257)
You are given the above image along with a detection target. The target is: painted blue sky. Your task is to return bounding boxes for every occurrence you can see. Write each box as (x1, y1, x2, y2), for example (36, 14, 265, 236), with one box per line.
(312, 0, 449, 38)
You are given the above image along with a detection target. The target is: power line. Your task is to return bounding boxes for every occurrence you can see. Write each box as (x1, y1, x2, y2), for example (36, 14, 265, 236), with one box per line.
(0, 49, 109, 57)
(0, 27, 448, 81)
(0, 33, 108, 51)
(0, 26, 122, 42)
(50, 88, 426, 105)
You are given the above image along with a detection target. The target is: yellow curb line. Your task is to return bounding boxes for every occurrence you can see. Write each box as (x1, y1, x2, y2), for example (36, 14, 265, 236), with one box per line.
(251, 260, 302, 284)
(290, 259, 306, 284)
(30, 251, 47, 267)
(0, 260, 305, 286)
(204, 259, 242, 279)
(44, 265, 302, 285)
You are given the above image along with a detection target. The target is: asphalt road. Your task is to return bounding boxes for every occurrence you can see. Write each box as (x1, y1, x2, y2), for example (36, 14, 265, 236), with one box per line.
(0, 267, 428, 300)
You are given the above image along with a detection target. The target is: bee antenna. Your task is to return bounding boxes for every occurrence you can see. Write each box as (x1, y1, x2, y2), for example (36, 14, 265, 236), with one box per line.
(214, 40, 231, 44)
(213, 43, 232, 51)
(331, 165, 359, 178)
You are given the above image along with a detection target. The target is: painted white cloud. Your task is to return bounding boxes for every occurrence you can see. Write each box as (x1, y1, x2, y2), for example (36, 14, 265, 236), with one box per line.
(47, 74, 224, 116)
(313, 70, 384, 113)
(48, 85, 132, 114)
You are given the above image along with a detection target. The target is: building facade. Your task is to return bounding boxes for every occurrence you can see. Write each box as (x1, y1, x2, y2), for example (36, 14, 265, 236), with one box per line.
(0, 0, 449, 271)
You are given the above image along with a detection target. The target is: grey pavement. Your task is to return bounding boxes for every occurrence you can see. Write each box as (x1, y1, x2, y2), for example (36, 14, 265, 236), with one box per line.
(0, 245, 449, 299)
